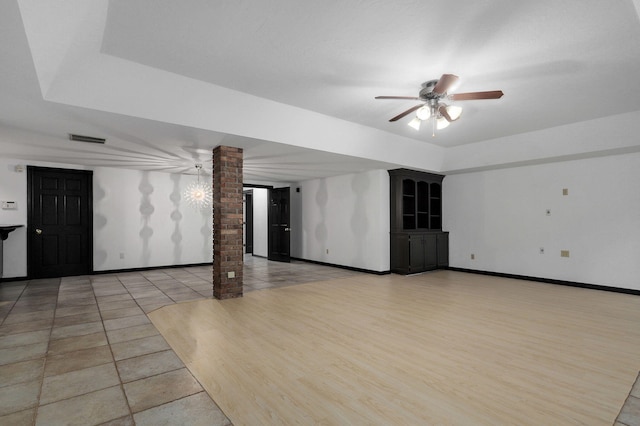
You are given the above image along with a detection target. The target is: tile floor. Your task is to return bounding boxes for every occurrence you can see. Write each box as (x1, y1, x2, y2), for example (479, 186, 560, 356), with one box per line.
(0, 256, 361, 426)
(616, 373, 640, 426)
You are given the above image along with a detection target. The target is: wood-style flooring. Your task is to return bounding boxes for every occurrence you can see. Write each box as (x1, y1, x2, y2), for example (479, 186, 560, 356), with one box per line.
(148, 270, 640, 425)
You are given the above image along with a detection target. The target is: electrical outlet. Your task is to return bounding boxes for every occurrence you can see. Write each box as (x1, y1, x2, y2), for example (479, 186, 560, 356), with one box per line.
(563, 188, 569, 196)
(119, 253, 124, 259)
(326, 249, 329, 254)
(539, 247, 544, 254)
(561, 250, 570, 258)
(546, 209, 551, 216)
(470, 253, 475, 260)
(227, 271, 236, 278)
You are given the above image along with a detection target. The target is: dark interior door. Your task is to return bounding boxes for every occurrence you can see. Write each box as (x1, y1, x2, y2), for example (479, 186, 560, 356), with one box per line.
(244, 191, 253, 254)
(268, 187, 290, 262)
(28, 166, 93, 278)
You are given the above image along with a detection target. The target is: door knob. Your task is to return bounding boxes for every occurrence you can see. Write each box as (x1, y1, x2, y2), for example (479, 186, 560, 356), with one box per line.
(35, 229, 42, 235)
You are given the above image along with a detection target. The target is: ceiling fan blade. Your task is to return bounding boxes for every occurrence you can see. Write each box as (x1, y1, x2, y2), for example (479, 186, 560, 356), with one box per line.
(375, 96, 421, 100)
(438, 105, 452, 122)
(432, 74, 459, 95)
(389, 104, 424, 122)
(449, 90, 504, 101)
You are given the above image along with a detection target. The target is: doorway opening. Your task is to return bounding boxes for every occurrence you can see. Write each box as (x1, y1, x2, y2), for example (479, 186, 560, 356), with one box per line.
(268, 187, 290, 263)
(243, 190, 253, 254)
(242, 185, 291, 263)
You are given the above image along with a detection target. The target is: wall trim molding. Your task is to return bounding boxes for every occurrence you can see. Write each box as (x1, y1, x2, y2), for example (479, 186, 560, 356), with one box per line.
(0, 276, 29, 283)
(290, 257, 391, 275)
(447, 267, 640, 296)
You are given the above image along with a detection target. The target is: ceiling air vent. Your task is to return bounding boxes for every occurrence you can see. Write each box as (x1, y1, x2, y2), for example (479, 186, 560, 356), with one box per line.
(69, 134, 106, 144)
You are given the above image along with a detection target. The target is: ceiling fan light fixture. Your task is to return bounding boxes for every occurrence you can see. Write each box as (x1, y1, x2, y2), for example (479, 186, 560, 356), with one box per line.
(436, 117, 450, 130)
(408, 117, 422, 130)
(445, 105, 463, 121)
(415, 106, 431, 120)
(376, 73, 503, 131)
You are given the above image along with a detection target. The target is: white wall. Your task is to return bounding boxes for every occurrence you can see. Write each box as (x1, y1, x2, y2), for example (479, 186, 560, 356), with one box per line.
(93, 168, 212, 271)
(252, 188, 269, 257)
(443, 152, 640, 290)
(291, 169, 390, 272)
(0, 159, 29, 278)
(0, 158, 212, 278)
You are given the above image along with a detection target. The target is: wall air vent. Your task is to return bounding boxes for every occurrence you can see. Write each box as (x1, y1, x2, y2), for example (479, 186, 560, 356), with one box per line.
(69, 134, 106, 144)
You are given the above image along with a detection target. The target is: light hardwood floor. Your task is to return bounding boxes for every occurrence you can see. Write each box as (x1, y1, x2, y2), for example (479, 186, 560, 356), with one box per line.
(148, 270, 640, 425)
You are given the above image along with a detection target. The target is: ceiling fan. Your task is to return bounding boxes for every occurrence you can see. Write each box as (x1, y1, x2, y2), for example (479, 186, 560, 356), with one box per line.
(375, 74, 503, 135)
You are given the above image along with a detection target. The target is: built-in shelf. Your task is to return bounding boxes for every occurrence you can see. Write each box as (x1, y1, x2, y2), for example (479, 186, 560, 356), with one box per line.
(389, 169, 448, 275)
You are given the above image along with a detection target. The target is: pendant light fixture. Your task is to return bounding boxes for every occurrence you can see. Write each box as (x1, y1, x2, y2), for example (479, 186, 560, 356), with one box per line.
(183, 164, 212, 209)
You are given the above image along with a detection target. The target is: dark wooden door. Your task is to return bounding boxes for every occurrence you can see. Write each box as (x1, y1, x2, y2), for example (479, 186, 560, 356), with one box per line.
(244, 191, 253, 254)
(28, 167, 93, 278)
(268, 187, 290, 262)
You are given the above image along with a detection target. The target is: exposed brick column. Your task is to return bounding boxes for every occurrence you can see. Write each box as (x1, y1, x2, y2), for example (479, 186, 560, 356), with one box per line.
(212, 146, 243, 299)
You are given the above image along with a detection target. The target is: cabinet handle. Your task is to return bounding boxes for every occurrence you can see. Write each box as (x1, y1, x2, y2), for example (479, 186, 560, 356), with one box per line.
(35, 229, 42, 235)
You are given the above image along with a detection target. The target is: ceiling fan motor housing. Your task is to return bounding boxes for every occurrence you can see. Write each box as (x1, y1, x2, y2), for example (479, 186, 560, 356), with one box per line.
(419, 80, 441, 100)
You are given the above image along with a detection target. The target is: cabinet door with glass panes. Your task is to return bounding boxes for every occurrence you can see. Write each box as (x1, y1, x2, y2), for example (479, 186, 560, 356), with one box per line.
(390, 170, 444, 231)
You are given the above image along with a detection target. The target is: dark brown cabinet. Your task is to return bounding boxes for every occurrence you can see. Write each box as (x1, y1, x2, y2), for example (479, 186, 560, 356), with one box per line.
(389, 169, 448, 274)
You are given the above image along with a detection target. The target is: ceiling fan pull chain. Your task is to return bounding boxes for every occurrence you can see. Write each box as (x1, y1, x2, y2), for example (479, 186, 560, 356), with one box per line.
(432, 110, 436, 137)
(431, 104, 436, 137)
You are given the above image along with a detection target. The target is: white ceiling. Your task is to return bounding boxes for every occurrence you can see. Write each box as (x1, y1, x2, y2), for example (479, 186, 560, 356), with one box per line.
(2, 0, 640, 183)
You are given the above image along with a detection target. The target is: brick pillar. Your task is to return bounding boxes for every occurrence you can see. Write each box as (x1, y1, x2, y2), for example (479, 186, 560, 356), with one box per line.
(212, 146, 243, 299)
